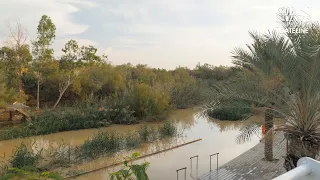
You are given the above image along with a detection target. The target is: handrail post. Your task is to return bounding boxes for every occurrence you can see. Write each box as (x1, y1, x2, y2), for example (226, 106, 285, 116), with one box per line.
(209, 153, 219, 172)
(176, 167, 187, 180)
(190, 155, 199, 178)
(217, 153, 219, 170)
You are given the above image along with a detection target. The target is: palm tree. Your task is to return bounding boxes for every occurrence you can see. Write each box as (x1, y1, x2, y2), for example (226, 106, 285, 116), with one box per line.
(202, 7, 320, 170)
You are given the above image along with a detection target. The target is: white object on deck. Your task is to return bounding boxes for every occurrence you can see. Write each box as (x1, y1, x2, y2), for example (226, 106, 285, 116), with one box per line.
(272, 157, 320, 180)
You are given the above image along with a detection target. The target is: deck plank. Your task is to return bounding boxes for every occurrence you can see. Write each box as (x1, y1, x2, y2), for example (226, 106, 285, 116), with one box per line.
(199, 131, 287, 180)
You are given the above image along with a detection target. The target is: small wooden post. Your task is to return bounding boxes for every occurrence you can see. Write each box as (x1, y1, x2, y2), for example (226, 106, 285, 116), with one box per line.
(8, 111, 12, 121)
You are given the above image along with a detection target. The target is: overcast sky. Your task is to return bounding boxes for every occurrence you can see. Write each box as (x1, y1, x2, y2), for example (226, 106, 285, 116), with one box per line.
(0, 0, 319, 69)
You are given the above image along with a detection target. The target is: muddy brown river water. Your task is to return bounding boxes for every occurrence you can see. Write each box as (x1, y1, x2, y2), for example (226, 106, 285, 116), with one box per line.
(0, 108, 273, 180)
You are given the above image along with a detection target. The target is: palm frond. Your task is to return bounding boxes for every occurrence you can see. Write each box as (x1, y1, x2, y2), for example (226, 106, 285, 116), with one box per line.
(204, 10, 320, 143)
(236, 123, 261, 144)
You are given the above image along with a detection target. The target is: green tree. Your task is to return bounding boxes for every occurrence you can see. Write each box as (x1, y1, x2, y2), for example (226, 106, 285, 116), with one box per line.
(60, 39, 107, 70)
(59, 39, 80, 70)
(32, 15, 56, 110)
(0, 65, 17, 108)
(51, 69, 79, 110)
(0, 22, 32, 101)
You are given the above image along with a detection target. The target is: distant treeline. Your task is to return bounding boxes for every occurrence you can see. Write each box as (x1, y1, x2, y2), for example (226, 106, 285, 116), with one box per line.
(0, 15, 241, 112)
(0, 14, 247, 140)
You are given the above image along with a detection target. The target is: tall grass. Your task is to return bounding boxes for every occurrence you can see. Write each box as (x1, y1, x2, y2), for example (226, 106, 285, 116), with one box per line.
(77, 131, 122, 159)
(159, 121, 177, 137)
(10, 144, 41, 168)
(138, 124, 152, 142)
(125, 133, 141, 149)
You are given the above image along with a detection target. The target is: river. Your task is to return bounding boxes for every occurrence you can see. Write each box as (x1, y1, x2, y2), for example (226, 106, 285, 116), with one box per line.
(0, 108, 269, 180)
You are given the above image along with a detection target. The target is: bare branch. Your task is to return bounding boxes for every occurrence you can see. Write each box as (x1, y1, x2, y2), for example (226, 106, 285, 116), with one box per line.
(6, 20, 28, 49)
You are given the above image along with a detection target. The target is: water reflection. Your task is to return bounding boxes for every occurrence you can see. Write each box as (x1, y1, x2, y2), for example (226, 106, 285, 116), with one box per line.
(72, 110, 262, 180)
(0, 108, 262, 180)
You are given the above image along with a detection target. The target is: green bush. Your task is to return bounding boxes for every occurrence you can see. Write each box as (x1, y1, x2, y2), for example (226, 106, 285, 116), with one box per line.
(0, 126, 35, 140)
(31, 108, 107, 135)
(139, 124, 155, 142)
(102, 97, 136, 124)
(128, 83, 169, 120)
(0, 166, 63, 180)
(125, 134, 141, 149)
(159, 121, 177, 137)
(208, 107, 251, 120)
(170, 82, 201, 109)
(78, 131, 122, 158)
(10, 144, 40, 168)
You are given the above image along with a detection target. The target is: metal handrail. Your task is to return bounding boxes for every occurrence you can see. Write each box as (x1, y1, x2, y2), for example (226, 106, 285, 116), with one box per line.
(176, 167, 187, 180)
(209, 153, 219, 172)
(190, 155, 199, 178)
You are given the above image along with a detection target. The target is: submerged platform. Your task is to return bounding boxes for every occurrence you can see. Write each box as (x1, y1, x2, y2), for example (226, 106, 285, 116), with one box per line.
(199, 131, 286, 180)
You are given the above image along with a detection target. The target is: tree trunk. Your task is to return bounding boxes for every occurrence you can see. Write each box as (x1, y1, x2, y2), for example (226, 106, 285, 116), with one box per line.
(284, 135, 320, 171)
(17, 72, 23, 99)
(264, 108, 274, 161)
(36, 77, 40, 110)
(52, 92, 64, 111)
(52, 84, 69, 111)
(8, 111, 13, 121)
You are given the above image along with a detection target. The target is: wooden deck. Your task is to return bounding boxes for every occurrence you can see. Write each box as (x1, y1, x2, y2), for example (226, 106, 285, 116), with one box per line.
(199, 131, 287, 180)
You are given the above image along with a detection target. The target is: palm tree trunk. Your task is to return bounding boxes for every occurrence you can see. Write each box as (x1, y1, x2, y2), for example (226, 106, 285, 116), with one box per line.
(284, 135, 320, 171)
(264, 108, 274, 161)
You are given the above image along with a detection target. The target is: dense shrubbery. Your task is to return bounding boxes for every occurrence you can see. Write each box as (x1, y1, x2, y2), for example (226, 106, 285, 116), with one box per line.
(78, 132, 122, 158)
(0, 62, 239, 140)
(170, 82, 202, 109)
(0, 166, 63, 180)
(125, 133, 141, 149)
(32, 108, 109, 134)
(159, 120, 177, 137)
(127, 83, 169, 120)
(0, 144, 62, 180)
(139, 124, 157, 142)
(0, 96, 137, 140)
(208, 107, 251, 121)
(207, 99, 253, 121)
(77, 121, 177, 159)
(10, 144, 40, 168)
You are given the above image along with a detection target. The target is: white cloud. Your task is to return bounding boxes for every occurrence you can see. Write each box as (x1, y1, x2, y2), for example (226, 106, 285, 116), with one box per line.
(100, 0, 320, 68)
(57, 0, 99, 8)
(1, 0, 320, 69)
(0, 0, 94, 43)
